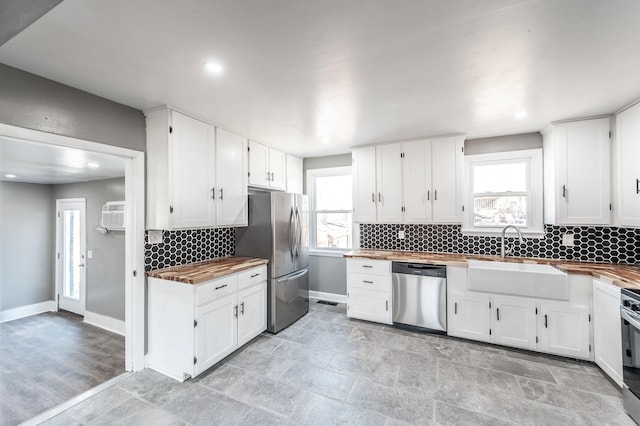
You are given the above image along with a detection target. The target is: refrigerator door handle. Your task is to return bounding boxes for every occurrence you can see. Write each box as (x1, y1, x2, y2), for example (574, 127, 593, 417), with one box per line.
(295, 207, 301, 256)
(276, 267, 309, 283)
(289, 207, 295, 258)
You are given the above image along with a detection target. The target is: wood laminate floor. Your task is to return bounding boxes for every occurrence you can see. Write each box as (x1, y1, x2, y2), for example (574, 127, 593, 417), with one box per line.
(0, 311, 125, 425)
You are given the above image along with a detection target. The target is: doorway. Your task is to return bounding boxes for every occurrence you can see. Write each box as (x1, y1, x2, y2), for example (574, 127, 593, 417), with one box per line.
(56, 198, 87, 316)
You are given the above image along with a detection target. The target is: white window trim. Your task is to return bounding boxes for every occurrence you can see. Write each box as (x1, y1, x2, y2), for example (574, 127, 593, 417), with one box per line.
(462, 149, 544, 237)
(306, 166, 353, 255)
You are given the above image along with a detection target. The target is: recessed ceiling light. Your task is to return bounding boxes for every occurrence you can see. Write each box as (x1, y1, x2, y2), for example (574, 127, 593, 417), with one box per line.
(5, 174, 16, 179)
(87, 162, 100, 168)
(204, 61, 224, 74)
(514, 110, 528, 119)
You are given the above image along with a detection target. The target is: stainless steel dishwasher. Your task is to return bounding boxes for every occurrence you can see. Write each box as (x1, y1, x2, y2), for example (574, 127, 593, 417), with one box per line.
(392, 262, 446, 333)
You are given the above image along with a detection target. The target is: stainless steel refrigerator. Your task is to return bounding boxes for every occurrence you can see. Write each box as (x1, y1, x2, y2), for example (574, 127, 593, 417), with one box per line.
(235, 192, 309, 333)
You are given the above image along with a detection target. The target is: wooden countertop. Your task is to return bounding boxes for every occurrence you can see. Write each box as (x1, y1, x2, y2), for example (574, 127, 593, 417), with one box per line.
(147, 256, 268, 285)
(344, 249, 640, 289)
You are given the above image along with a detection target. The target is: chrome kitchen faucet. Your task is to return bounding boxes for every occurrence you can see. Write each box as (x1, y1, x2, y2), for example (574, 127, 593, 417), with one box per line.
(500, 225, 524, 258)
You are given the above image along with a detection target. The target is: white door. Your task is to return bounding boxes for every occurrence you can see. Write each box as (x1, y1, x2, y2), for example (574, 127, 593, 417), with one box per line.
(347, 287, 391, 324)
(539, 303, 592, 359)
(448, 291, 491, 342)
(195, 292, 238, 375)
(492, 296, 537, 351)
(376, 143, 402, 222)
(57, 198, 87, 316)
(237, 282, 267, 346)
(616, 104, 640, 226)
(216, 128, 248, 226)
(269, 148, 286, 190)
(556, 118, 611, 224)
(402, 139, 432, 223)
(248, 140, 270, 187)
(593, 279, 623, 386)
(169, 111, 215, 228)
(352, 147, 377, 222)
(431, 137, 463, 223)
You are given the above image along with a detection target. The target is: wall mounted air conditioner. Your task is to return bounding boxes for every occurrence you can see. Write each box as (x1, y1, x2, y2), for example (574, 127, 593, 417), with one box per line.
(101, 201, 125, 231)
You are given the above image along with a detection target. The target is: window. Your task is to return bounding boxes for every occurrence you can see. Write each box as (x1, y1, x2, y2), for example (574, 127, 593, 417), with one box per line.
(307, 166, 352, 251)
(463, 149, 543, 235)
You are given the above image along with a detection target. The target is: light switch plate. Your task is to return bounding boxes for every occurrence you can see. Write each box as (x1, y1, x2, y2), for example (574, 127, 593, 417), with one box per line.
(87, 250, 93, 259)
(398, 230, 405, 239)
(148, 230, 163, 245)
(562, 233, 575, 247)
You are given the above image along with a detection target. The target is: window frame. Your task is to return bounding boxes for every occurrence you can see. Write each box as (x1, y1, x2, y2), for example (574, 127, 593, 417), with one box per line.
(306, 166, 353, 254)
(462, 149, 544, 237)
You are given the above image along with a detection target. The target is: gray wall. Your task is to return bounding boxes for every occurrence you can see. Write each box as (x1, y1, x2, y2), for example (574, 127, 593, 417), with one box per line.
(0, 64, 146, 152)
(464, 132, 542, 155)
(0, 181, 54, 310)
(304, 154, 352, 296)
(53, 178, 126, 321)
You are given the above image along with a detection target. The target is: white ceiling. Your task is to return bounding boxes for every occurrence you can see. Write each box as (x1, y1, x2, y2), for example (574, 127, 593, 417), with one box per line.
(0, 136, 125, 184)
(1, 0, 640, 158)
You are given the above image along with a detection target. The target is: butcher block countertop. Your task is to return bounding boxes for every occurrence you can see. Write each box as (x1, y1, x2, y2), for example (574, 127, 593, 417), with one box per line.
(344, 249, 640, 289)
(147, 256, 268, 285)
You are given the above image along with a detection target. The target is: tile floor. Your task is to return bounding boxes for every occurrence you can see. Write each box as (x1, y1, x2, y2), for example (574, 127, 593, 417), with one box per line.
(0, 311, 125, 426)
(40, 302, 633, 425)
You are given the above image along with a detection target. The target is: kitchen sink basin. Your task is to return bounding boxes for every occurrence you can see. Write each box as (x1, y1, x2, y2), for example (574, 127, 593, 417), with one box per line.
(467, 260, 569, 300)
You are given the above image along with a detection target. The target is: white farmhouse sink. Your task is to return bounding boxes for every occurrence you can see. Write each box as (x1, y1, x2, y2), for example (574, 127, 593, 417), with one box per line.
(467, 260, 569, 300)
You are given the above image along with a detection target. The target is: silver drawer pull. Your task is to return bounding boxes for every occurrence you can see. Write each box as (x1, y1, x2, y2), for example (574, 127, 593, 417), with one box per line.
(363, 280, 374, 284)
(362, 265, 373, 268)
(215, 284, 228, 290)
(250, 273, 260, 278)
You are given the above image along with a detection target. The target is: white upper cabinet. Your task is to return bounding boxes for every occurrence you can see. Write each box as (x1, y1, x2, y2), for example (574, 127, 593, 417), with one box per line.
(145, 108, 248, 229)
(286, 154, 304, 194)
(616, 103, 640, 227)
(215, 128, 248, 226)
(402, 139, 432, 223)
(376, 144, 403, 222)
(543, 117, 611, 225)
(248, 140, 286, 190)
(430, 137, 464, 223)
(352, 146, 377, 222)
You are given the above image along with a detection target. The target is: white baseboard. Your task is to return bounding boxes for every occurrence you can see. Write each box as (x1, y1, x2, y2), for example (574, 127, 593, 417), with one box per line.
(84, 311, 125, 336)
(0, 300, 56, 323)
(309, 290, 347, 304)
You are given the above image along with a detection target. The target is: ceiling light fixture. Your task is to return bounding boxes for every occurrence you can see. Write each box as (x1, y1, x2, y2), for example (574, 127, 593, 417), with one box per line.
(204, 61, 224, 74)
(514, 110, 528, 119)
(87, 162, 100, 168)
(5, 174, 16, 179)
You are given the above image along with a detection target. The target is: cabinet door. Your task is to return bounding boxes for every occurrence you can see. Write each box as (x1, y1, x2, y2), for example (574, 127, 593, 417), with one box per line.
(248, 140, 270, 187)
(238, 282, 267, 347)
(556, 118, 611, 225)
(169, 111, 215, 228)
(286, 154, 304, 194)
(352, 147, 377, 222)
(539, 303, 591, 360)
(376, 144, 403, 222)
(402, 139, 432, 223)
(431, 137, 463, 223)
(269, 148, 286, 190)
(448, 291, 491, 343)
(616, 104, 640, 226)
(216, 128, 248, 226)
(195, 292, 237, 375)
(347, 287, 392, 324)
(492, 296, 537, 351)
(593, 279, 623, 386)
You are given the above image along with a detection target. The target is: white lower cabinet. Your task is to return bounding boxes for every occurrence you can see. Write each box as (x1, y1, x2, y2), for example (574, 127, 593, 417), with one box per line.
(493, 297, 537, 351)
(539, 303, 591, 359)
(593, 279, 623, 387)
(148, 265, 267, 381)
(346, 259, 392, 324)
(448, 291, 491, 342)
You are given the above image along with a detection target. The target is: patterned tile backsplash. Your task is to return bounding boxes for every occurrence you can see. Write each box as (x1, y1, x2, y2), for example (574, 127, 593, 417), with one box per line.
(144, 228, 235, 271)
(359, 223, 640, 264)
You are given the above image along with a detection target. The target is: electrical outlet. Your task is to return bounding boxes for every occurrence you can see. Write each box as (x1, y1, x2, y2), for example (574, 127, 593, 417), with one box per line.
(87, 250, 93, 259)
(562, 233, 575, 247)
(398, 230, 405, 239)
(148, 230, 163, 245)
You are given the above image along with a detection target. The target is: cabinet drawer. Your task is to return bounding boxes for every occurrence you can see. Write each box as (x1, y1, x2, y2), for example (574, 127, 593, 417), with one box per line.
(196, 275, 238, 306)
(238, 266, 267, 290)
(347, 272, 391, 292)
(347, 259, 390, 276)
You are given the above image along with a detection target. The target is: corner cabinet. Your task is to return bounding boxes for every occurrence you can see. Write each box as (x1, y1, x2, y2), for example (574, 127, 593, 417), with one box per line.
(592, 278, 623, 387)
(543, 117, 611, 225)
(615, 102, 640, 227)
(286, 154, 304, 194)
(352, 135, 464, 224)
(148, 265, 267, 381)
(346, 259, 392, 324)
(248, 139, 286, 190)
(145, 108, 248, 229)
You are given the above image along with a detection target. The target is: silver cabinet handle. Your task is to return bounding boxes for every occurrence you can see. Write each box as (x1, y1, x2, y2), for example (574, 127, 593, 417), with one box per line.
(363, 280, 374, 284)
(250, 273, 260, 278)
(496, 308, 500, 321)
(266, 172, 270, 181)
(271, 172, 274, 181)
(234, 305, 238, 318)
(378, 193, 381, 202)
(562, 185, 566, 198)
(434, 189, 437, 201)
(371, 193, 375, 202)
(211, 187, 216, 200)
(219, 188, 224, 200)
(386, 300, 389, 311)
(454, 302, 457, 315)
(78, 263, 85, 267)
(240, 302, 245, 315)
(427, 190, 430, 201)
(215, 284, 227, 290)
(362, 265, 373, 268)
